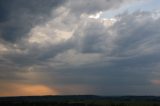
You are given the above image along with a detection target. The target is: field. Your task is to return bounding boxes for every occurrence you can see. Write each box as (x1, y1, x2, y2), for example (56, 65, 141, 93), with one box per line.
(0, 95, 160, 106)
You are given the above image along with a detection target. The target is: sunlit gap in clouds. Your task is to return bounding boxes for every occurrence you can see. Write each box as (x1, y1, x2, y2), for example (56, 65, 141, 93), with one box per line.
(88, 11, 117, 26)
(0, 82, 58, 97)
(0, 67, 58, 97)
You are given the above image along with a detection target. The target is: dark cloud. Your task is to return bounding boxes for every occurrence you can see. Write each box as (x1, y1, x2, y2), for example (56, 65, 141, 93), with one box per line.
(72, 19, 108, 53)
(111, 12, 160, 56)
(0, 0, 65, 42)
(0, 0, 160, 96)
(72, 11, 160, 56)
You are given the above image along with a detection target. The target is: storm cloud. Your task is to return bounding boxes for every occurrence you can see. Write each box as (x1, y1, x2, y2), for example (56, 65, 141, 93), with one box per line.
(0, 0, 160, 96)
(0, 0, 65, 42)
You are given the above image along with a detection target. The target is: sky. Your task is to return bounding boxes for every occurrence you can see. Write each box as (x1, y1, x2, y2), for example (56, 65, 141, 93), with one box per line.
(0, 0, 160, 96)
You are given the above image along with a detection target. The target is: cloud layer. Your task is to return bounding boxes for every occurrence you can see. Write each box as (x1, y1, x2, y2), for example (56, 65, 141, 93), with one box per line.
(0, 0, 160, 96)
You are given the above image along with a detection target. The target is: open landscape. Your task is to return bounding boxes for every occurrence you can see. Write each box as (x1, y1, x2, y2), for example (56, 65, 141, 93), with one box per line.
(1, 95, 160, 106)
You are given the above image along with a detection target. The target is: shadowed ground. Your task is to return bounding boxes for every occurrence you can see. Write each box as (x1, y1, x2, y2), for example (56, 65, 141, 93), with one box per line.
(0, 95, 160, 106)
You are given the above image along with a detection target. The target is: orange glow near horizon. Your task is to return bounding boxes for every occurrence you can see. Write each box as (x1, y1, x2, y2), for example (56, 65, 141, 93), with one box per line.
(0, 83, 58, 97)
(151, 80, 160, 85)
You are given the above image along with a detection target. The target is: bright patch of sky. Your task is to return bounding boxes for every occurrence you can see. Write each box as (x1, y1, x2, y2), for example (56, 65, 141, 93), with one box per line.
(101, 0, 160, 18)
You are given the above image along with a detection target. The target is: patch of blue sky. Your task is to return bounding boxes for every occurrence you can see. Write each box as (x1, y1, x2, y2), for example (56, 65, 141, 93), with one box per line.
(101, 0, 160, 18)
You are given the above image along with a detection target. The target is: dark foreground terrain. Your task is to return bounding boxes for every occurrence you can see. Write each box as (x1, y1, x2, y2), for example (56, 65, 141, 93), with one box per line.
(0, 95, 160, 106)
